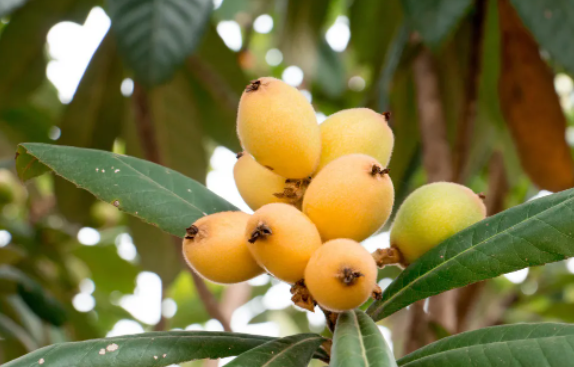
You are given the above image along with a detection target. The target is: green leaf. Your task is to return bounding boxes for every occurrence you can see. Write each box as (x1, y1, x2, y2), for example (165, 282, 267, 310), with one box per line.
(0, 266, 67, 326)
(0, 313, 38, 352)
(55, 31, 126, 224)
(73, 244, 139, 294)
(0, 246, 24, 266)
(398, 323, 574, 366)
(401, 0, 473, 49)
(3, 331, 274, 367)
(16, 143, 236, 237)
(226, 334, 325, 367)
(509, 0, 574, 76)
(107, 0, 212, 86)
(331, 310, 397, 367)
(15, 145, 50, 182)
(377, 22, 410, 112)
(368, 188, 574, 321)
(0, 0, 28, 17)
(0, 104, 53, 144)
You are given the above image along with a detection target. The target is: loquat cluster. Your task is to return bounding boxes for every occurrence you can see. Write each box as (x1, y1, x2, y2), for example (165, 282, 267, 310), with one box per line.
(183, 77, 486, 315)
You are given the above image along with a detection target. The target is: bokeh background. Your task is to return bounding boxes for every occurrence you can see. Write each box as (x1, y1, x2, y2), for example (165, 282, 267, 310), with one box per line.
(1, 0, 574, 365)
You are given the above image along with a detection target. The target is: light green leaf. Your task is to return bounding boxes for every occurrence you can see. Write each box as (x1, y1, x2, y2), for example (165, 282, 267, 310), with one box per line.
(368, 188, 574, 321)
(332, 310, 397, 367)
(16, 143, 237, 238)
(401, 0, 473, 49)
(3, 331, 274, 367)
(55, 31, 125, 224)
(226, 334, 325, 367)
(509, 0, 574, 76)
(107, 0, 212, 86)
(399, 323, 574, 366)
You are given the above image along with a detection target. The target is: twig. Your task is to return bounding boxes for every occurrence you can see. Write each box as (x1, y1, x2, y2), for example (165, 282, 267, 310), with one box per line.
(453, 0, 486, 183)
(189, 270, 232, 332)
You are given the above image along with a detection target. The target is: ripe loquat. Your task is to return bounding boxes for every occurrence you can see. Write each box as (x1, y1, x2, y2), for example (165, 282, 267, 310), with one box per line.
(236, 77, 321, 178)
(183, 211, 264, 284)
(302, 154, 394, 242)
(317, 108, 394, 173)
(245, 203, 322, 283)
(305, 239, 377, 312)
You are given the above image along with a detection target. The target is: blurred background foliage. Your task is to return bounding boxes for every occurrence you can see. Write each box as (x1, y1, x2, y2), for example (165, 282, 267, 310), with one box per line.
(1, 0, 574, 365)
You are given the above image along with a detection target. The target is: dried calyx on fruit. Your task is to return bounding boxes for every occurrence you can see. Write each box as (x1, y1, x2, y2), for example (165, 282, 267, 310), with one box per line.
(245, 203, 322, 284)
(388, 182, 487, 266)
(182, 212, 264, 284)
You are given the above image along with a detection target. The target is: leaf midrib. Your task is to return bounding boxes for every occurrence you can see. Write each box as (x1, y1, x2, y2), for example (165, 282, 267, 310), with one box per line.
(373, 192, 574, 316)
(400, 333, 574, 367)
(260, 336, 322, 367)
(352, 312, 369, 367)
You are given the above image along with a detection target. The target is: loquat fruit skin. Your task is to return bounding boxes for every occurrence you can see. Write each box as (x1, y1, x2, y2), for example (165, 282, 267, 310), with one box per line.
(302, 154, 395, 242)
(317, 108, 394, 174)
(305, 239, 377, 312)
(236, 77, 321, 179)
(245, 203, 322, 283)
(234, 152, 291, 210)
(390, 182, 487, 264)
(183, 211, 264, 284)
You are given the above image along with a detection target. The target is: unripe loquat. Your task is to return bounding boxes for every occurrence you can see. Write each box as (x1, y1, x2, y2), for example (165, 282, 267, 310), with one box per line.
(183, 211, 264, 284)
(236, 77, 321, 178)
(245, 203, 322, 283)
(305, 239, 378, 312)
(390, 182, 487, 265)
(302, 154, 394, 242)
(316, 108, 394, 174)
(233, 152, 309, 210)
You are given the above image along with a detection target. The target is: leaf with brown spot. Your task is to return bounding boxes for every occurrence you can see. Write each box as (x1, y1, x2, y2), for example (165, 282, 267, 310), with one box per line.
(498, 0, 574, 192)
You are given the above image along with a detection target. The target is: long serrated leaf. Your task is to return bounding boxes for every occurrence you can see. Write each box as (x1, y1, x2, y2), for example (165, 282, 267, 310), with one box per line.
(401, 0, 473, 49)
(226, 334, 325, 367)
(509, 0, 574, 76)
(15, 143, 237, 237)
(368, 188, 574, 321)
(3, 331, 274, 367)
(332, 310, 397, 367)
(398, 323, 574, 366)
(107, 0, 212, 86)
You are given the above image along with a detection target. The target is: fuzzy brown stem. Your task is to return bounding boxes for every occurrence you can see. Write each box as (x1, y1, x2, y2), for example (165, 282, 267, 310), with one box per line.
(320, 306, 339, 333)
(372, 284, 383, 301)
(372, 247, 403, 268)
(290, 279, 316, 312)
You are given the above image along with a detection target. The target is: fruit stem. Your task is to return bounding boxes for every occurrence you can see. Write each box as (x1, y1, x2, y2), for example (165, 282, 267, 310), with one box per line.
(320, 306, 339, 333)
(248, 223, 272, 243)
(290, 279, 316, 312)
(371, 284, 383, 300)
(185, 225, 198, 240)
(372, 247, 403, 268)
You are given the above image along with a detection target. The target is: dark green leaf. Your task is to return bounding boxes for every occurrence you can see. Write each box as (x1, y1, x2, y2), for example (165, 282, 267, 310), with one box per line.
(0, 266, 67, 326)
(401, 0, 473, 49)
(377, 23, 410, 112)
(332, 310, 397, 367)
(368, 188, 574, 321)
(226, 334, 325, 367)
(399, 323, 574, 367)
(107, 0, 212, 86)
(55, 31, 125, 224)
(16, 143, 236, 237)
(509, 0, 574, 76)
(0, 105, 53, 144)
(3, 331, 273, 367)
